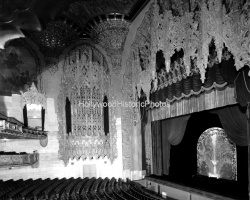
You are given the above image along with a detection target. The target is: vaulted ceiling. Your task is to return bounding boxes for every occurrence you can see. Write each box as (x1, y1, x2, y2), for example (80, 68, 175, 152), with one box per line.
(0, 0, 149, 47)
(0, 0, 150, 67)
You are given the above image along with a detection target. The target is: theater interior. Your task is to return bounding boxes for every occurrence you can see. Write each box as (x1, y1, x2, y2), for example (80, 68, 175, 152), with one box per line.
(0, 0, 250, 199)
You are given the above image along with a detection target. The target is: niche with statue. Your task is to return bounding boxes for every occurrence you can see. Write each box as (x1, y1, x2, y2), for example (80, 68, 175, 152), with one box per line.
(197, 127, 237, 180)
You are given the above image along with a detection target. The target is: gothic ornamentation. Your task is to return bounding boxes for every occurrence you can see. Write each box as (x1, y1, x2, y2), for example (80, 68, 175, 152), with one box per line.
(21, 82, 46, 108)
(151, 1, 201, 81)
(155, 50, 231, 91)
(122, 58, 134, 170)
(90, 20, 130, 55)
(150, 0, 250, 84)
(121, 6, 153, 170)
(128, 6, 152, 101)
(57, 44, 117, 165)
(222, 1, 250, 75)
(90, 19, 130, 76)
(111, 55, 122, 76)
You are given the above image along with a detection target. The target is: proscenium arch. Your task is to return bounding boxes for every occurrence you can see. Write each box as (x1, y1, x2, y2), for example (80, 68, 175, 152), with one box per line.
(57, 41, 117, 165)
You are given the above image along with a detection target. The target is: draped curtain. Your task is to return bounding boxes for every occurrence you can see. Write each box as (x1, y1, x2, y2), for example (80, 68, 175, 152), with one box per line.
(151, 120, 162, 175)
(151, 115, 190, 175)
(220, 57, 250, 106)
(214, 105, 248, 146)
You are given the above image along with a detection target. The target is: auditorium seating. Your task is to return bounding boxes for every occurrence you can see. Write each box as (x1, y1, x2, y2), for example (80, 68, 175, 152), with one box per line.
(0, 177, 166, 200)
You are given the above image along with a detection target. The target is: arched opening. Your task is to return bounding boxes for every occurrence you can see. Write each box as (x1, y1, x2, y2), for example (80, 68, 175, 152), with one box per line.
(197, 127, 237, 180)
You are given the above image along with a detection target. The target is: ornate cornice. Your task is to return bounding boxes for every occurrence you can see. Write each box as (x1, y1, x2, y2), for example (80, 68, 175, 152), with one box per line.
(21, 82, 46, 108)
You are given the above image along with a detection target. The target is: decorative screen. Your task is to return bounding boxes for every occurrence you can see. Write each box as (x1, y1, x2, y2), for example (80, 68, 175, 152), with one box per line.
(197, 127, 237, 180)
(58, 45, 113, 164)
(71, 85, 104, 137)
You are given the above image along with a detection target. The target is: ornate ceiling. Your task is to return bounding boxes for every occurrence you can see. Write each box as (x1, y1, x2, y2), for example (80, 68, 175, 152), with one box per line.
(63, 0, 140, 29)
(0, 0, 149, 66)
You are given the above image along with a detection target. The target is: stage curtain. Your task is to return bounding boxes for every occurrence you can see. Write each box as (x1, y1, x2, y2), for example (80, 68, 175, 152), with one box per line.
(161, 115, 190, 175)
(161, 120, 171, 175)
(151, 120, 163, 175)
(235, 67, 250, 106)
(220, 58, 250, 106)
(216, 106, 248, 146)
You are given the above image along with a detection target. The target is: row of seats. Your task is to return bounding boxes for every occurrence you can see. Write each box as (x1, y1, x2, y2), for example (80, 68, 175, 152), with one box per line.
(0, 177, 165, 200)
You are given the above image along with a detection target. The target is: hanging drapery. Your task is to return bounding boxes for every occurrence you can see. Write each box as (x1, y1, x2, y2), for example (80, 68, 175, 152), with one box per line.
(151, 86, 236, 121)
(161, 115, 190, 175)
(161, 120, 171, 176)
(234, 67, 250, 107)
(215, 105, 248, 146)
(151, 120, 162, 176)
(145, 110, 152, 175)
(166, 115, 191, 146)
(151, 115, 190, 176)
(151, 64, 227, 104)
(220, 56, 250, 106)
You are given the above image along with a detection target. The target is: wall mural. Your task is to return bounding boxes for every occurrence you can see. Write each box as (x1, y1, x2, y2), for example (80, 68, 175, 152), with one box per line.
(197, 127, 237, 181)
(0, 46, 38, 96)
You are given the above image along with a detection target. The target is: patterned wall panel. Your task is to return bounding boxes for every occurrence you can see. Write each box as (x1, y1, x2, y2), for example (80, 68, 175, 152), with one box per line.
(197, 127, 237, 180)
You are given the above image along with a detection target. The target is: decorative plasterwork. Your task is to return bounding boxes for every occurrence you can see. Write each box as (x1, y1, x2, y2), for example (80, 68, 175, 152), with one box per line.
(0, 119, 47, 140)
(155, 50, 231, 91)
(64, 0, 137, 29)
(90, 19, 130, 76)
(21, 82, 46, 108)
(0, 151, 39, 168)
(29, 20, 79, 69)
(151, 1, 201, 80)
(151, 0, 250, 84)
(91, 20, 130, 55)
(57, 44, 117, 165)
(126, 6, 152, 101)
(222, 1, 250, 76)
(122, 59, 134, 170)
